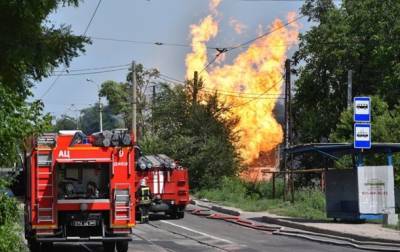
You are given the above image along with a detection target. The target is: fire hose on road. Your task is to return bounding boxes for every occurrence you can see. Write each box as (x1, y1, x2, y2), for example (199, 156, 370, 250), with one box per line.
(189, 208, 400, 252)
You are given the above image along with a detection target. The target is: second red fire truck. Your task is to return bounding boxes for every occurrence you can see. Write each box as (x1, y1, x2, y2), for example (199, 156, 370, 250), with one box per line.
(135, 153, 190, 222)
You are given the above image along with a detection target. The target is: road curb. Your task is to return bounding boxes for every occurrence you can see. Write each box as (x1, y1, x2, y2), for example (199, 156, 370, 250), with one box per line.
(210, 205, 241, 216)
(191, 199, 400, 245)
(191, 199, 241, 216)
(261, 215, 400, 245)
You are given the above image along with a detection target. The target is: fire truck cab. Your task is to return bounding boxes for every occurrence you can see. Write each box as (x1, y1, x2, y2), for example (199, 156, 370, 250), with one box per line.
(24, 130, 135, 252)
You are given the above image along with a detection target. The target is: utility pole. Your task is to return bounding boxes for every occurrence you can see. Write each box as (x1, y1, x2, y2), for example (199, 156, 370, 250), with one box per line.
(152, 85, 156, 131)
(86, 79, 102, 132)
(152, 85, 156, 108)
(284, 59, 293, 202)
(68, 104, 80, 130)
(284, 59, 291, 151)
(347, 70, 353, 108)
(132, 61, 137, 142)
(98, 95, 103, 132)
(192, 71, 199, 105)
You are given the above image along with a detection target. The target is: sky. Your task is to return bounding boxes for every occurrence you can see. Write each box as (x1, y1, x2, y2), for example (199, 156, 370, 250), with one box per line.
(32, 0, 308, 118)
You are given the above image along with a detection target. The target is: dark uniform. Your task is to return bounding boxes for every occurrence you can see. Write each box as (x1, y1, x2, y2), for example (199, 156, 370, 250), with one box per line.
(137, 185, 151, 223)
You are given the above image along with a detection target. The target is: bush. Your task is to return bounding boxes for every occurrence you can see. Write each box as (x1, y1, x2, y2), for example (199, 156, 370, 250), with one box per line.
(0, 194, 19, 225)
(0, 223, 25, 252)
(0, 179, 25, 252)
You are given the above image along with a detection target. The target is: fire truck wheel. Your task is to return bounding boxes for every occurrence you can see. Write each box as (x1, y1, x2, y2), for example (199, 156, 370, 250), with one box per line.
(116, 241, 129, 252)
(41, 242, 53, 251)
(177, 211, 185, 219)
(27, 239, 40, 252)
(103, 241, 116, 252)
(170, 207, 184, 219)
(169, 210, 178, 219)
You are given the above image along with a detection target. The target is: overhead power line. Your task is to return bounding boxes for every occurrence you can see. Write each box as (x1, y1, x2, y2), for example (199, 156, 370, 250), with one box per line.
(199, 48, 228, 74)
(158, 73, 186, 85)
(49, 67, 129, 76)
(227, 15, 304, 51)
(201, 89, 285, 99)
(53, 63, 130, 73)
(157, 72, 285, 99)
(202, 87, 283, 96)
(229, 75, 284, 107)
(91, 36, 219, 50)
(198, 14, 304, 74)
(242, 0, 292, 1)
(241, 0, 340, 2)
(91, 36, 303, 50)
(83, 0, 103, 35)
(90, 14, 304, 57)
(40, 0, 103, 99)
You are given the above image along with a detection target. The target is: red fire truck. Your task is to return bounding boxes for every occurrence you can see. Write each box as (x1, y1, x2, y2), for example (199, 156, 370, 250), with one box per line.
(24, 130, 135, 252)
(135, 153, 189, 221)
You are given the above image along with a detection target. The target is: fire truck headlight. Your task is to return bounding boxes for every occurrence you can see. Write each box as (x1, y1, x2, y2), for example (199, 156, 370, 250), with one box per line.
(146, 162, 152, 169)
(170, 162, 176, 169)
(139, 162, 146, 170)
(80, 203, 88, 211)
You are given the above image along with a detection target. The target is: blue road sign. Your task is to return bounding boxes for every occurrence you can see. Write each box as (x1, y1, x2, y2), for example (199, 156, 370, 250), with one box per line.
(354, 97, 371, 122)
(354, 123, 371, 149)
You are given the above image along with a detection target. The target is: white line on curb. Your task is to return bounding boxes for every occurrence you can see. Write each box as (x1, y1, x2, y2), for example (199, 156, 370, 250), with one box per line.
(160, 220, 233, 244)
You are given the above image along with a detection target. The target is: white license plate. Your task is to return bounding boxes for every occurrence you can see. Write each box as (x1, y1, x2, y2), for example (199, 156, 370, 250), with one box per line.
(71, 220, 97, 227)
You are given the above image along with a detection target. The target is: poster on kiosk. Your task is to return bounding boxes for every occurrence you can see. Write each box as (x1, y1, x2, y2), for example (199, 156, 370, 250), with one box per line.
(357, 165, 396, 214)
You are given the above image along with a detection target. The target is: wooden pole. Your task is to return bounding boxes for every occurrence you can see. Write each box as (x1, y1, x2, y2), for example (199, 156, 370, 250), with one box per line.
(193, 71, 199, 105)
(132, 61, 137, 142)
(272, 172, 276, 199)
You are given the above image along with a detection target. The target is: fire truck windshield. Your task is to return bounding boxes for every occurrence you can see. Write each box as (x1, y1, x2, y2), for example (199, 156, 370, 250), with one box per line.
(57, 163, 110, 199)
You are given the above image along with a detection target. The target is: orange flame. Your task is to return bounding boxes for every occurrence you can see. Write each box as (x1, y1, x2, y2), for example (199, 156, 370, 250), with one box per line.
(185, 1, 299, 164)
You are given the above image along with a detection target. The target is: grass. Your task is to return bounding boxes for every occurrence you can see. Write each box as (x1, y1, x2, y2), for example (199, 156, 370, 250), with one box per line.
(383, 223, 400, 230)
(196, 176, 327, 220)
(381, 216, 400, 231)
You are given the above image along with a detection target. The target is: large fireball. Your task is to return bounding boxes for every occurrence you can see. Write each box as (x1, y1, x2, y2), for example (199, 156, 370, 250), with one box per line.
(185, 1, 299, 164)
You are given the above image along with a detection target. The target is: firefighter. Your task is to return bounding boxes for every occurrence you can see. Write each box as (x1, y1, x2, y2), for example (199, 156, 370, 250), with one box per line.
(137, 178, 151, 223)
(86, 181, 99, 199)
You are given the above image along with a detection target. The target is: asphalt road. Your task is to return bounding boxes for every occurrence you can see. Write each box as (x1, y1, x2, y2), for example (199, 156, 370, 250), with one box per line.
(51, 210, 364, 252)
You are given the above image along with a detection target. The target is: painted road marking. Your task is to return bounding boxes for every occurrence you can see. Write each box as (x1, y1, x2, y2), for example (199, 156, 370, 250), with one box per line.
(160, 220, 233, 244)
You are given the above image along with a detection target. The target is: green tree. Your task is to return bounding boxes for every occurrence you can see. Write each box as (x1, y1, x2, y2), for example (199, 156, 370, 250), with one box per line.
(53, 114, 77, 132)
(100, 63, 242, 189)
(293, 0, 400, 143)
(140, 81, 242, 189)
(99, 64, 159, 137)
(0, 1, 90, 250)
(0, 0, 89, 166)
(79, 104, 124, 134)
(0, 97, 51, 166)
